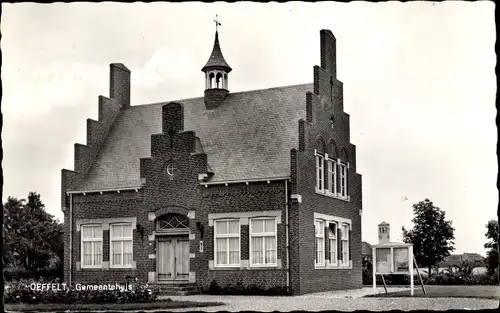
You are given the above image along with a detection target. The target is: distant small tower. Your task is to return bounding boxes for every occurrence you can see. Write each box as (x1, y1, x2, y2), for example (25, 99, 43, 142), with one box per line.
(202, 15, 232, 109)
(378, 221, 390, 244)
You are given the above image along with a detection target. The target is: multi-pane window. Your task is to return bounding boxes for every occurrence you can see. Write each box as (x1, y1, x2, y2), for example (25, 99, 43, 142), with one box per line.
(214, 220, 240, 266)
(328, 159, 337, 194)
(81, 225, 103, 268)
(315, 219, 325, 265)
(110, 223, 133, 268)
(328, 223, 338, 266)
(339, 162, 348, 198)
(316, 152, 325, 191)
(341, 223, 349, 265)
(250, 218, 277, 266)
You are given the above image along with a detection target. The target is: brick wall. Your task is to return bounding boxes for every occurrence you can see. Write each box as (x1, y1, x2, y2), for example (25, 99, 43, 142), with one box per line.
(288, 29, 363, 294)
(196, 181, 289, 291)
(204, 89, 229, 109)
(62, 63, 132, 284)
(67, 191, 147, 284)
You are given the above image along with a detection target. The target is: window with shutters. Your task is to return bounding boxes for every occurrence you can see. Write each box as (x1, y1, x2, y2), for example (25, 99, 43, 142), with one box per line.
(250, 217, 277, 266)
(110, 223, 133, 268)
(341, 223, 350, 265)
(315, 219, 325, 266)
(81, 225, 103, 268)
(214, 219, 240, 267)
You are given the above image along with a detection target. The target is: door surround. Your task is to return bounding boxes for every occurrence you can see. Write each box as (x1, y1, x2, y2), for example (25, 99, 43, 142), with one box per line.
(155, 213, 191, 284)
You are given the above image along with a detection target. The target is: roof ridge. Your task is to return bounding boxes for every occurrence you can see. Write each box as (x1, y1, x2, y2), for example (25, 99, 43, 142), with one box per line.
(128, 82, 313, 108)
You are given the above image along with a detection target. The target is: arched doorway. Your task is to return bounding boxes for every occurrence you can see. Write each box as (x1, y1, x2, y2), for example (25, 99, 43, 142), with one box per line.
(156, 213, 190, 282)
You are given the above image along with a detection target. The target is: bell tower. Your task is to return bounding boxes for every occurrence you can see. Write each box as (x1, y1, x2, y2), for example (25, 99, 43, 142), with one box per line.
(378, 221, 390, 244)
(202, 15, 232, 109)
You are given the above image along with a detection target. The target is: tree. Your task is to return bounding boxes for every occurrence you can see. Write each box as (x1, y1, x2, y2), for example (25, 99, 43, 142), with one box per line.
(3, 192, 63, 279)
(484, 220, 498, 275)
(401, 198, 455, 275)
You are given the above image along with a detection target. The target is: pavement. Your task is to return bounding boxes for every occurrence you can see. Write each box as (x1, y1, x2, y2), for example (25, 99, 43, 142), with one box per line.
(160, 287, 500, 312)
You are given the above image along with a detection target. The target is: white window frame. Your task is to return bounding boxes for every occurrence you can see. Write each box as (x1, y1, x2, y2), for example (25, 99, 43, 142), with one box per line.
(327, 158, 337, 195)
(338, 160, 348, 199)
(249, 217, 278, 267)
(328, 222, 338, 267)
(315, 219, 325, 267)
(315, 150, 325, 192)
(80, 224, 103, 269)
(109, 223, 134, 269)
(214, 219, 241, 267)
(341, 223, 350, 266)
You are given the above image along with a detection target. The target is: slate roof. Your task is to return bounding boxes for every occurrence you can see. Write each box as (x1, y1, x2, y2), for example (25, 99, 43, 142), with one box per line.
(78, 83, 313, 191)
(201, 31, 232, 72)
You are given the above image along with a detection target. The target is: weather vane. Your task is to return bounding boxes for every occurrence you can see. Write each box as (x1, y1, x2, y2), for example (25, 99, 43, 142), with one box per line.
(214, 14, 221, 32)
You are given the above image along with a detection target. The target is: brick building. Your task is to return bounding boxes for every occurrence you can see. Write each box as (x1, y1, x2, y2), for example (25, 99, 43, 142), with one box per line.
(61, 28, 363, 295)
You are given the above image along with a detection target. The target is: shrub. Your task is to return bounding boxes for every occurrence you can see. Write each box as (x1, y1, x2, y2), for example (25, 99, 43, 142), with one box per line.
(206, 280, 289, 295)
(3, 278, 159, 304)
(207, 279, 221, 295)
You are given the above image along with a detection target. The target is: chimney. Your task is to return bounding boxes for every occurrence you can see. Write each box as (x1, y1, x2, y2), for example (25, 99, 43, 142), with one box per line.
(110, 63, 131, 107)
(162, 102, 184, 134)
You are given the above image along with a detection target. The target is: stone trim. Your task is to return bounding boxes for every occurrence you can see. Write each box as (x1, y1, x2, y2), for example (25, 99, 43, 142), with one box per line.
(208, 210, 282, 226)
(148, 232, 156, 241)
(148, 212, 156, 221)
(189, 253, 195, 258)
(189, 272, 196, 283)
(209, 259, 283, 270)
(291, 194, 302, 203)
(187, 210, 195, 219)
(189, 233, 195, 240)
(148, 272, 156, 283)
(76, 261, 137, 271)
(316, 260, 353, 270)
(148, 254, 156, 259)
(314, 213, 351, 230)
(76, 217, 136, 231)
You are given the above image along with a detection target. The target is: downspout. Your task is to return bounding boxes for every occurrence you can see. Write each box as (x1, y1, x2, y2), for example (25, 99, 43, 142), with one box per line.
(285, 180, 290, 294)
(69, 193, 73, 286)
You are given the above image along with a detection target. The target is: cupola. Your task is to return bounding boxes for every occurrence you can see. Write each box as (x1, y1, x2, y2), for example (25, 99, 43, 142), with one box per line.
(202, 16, 232, 109)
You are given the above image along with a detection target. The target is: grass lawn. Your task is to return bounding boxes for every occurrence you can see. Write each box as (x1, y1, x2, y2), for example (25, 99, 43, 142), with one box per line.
(4, 299, 224, 312)
(365, 285, 500, 299)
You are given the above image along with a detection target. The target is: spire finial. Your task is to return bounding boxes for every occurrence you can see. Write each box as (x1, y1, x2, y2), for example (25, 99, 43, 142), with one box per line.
(214, 14, 221, 32)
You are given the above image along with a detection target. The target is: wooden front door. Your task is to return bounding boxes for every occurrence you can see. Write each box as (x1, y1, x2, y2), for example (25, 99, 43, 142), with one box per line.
(157, 235, 190, 281)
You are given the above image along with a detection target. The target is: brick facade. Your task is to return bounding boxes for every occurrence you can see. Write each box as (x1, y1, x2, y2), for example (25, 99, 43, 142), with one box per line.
(62, 29, 362, 295)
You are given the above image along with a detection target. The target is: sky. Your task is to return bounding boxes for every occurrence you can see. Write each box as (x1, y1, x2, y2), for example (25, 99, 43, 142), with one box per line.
(2, 2, 497, 255)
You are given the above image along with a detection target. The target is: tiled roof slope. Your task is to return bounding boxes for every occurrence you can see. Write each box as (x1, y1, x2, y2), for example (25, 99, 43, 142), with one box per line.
(78, 83, 313, 191)
(362, 241, 372, 256)
(438, 253, 485, 267)
(202, 31, 232, 72)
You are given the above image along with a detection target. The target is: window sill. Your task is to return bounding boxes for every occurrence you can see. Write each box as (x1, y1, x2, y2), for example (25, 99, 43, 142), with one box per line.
(249, 264, 279, 268)
(315, 265, 353, 270)
(80, 267, 103, 271)
(315, 189, 350, 202)
(209, 259, 283, 270)
(315, 260, 352, 270)
(79, 267, 137, 272)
